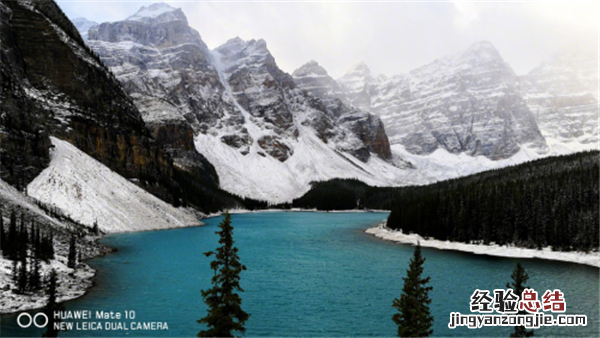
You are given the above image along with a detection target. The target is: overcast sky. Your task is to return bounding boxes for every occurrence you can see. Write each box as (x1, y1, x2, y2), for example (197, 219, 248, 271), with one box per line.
(56, 0, 598, 79)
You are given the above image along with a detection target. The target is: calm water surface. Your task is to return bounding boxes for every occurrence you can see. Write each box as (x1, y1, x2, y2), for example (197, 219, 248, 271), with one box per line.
(2, 212, 598, 337)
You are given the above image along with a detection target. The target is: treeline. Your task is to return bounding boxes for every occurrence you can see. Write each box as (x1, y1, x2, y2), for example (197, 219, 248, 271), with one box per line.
(288, 179, 401, 210)
(387, 151, 598, 252)
(0, 209, 55, 293)
(291, 151, 599, 252)
(172, 167, 269, 213)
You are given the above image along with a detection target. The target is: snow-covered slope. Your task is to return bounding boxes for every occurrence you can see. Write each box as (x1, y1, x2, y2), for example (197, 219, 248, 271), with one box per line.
(195, 123, 424, 203)
(127, 2, 181, 22)
(0, 178, 66, 230)
(28, 137, 201, 233)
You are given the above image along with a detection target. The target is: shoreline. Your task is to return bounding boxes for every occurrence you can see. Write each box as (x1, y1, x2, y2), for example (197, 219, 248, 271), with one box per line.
(203, 208, 390, 219)
(0, 222, 205, 315)
(0, 257, 97, 314)
(365, 222, 600, 268)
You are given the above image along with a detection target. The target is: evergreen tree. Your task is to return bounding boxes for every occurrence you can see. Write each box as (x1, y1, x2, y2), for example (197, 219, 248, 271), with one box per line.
(12, 259, 19, 284)
(67, 234, 76, 269)
(0, 209, 4, 255)
(43, 269, 65, 337)
(18, 214, 27, 260)
(198, 212, 250, 337)
(17, 253, 28, 293)
(7, 210, 17, 259)
(507, 263, 534, 337)
(48, 231, 55, 260)
(30, 255, 42, 291)
(392, 243, 434, 337)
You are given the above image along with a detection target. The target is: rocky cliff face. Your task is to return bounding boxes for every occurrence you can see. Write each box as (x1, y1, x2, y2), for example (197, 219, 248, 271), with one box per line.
(337, 61, 385, 111)
(339, 42, 548, 160)
(0, 0, 193, 205)
(519, 49, 598, 146)
(83, 3, 409, 202)
(212, 37, 297, 161)
(292, 60, 392, 160)
(292, 60, 346, 100)
(88, 3, 221, 183)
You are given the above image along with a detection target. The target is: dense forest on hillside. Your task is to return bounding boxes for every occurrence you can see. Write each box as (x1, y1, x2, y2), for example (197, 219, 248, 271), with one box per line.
(290, 151, 599, 252)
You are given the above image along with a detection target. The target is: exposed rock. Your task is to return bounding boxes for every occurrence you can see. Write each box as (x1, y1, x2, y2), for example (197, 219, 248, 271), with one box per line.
(337, 61, 383, 111)
(214, 37, 297, 136)
(341, 42, 548, 159)
(338, 111, 392, 160)
(220, 133, 253, 156)
(257, 135, 293, 162)
(292, 60, 346, 100)
(80, 3, 423, 202)
(87, 3, 235, 181)
(1, 0, 178, 202)
(71, 17, 97, 41)
(519, 48, 598, 146)
(293, 60, 393, 160)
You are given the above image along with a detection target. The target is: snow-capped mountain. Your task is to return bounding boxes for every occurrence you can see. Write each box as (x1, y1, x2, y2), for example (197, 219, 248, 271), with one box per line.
(337, 61, 386, 111)
(519, 48, 598, 150)
(71, 17, 97, 41)
(84, 3, 417, 203)
(292, 60, 393, 160)
(339, 42, 549, 160)
(292, 60, 346, 100)
(1, 0, 213, 229)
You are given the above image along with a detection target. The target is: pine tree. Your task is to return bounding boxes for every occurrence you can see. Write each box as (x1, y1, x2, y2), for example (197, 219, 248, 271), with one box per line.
(67, 234, 76, 269)
(30, 255, 42, 291)
(12, 259, 19, 284)
(43, 269, 64, 337)
(198, 212, 250, 337)
(7, 210, 17, 259)
(41, 230, 55, 262)
(18, 214, 27, 260)
(0, 209, 4, 255)
(392, 243, 434, 337)
(507, 263, 534, 337)
(17, 253, 28, 293)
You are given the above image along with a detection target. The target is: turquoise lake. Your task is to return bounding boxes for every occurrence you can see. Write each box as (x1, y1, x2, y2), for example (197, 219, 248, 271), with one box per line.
(2, 212, 598, 337)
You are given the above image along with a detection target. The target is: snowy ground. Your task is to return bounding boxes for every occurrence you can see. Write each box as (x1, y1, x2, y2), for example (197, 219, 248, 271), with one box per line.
(0, 255, 95, 314)
(199, 128, 599, 205)
(27, 137, 203, 233)
(366, 223, 600, 268)
(389, 141, 598, 185)
(195, 128, 422, 204)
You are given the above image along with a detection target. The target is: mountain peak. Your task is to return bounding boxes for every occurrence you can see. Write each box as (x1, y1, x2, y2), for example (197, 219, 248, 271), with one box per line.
(345, 61, 371, 77)
(292, 60, 329, 77)
(127, 2, 183, 22)
(468, 40, 496, 50)
(462, 40, 502, 60)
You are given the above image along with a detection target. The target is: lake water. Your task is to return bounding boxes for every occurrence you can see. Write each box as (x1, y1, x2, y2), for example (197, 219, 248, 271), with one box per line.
(2, 212, 598, 337)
